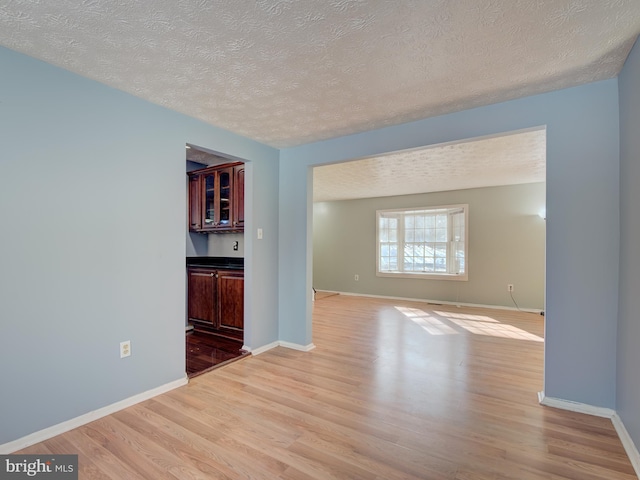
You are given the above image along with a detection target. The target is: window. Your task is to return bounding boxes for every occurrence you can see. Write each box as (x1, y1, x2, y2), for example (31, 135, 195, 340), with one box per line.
(377, 205, 468, 280)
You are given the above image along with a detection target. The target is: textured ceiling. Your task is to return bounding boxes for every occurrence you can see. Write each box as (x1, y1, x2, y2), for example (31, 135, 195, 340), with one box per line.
(0, 1, 639, 149)
(0, 1, 636, 201)
(313, 128, 546, 202)
(188, 128, 547, 202)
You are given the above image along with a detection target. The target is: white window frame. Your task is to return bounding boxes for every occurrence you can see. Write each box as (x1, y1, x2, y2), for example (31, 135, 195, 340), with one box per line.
(376, 204, 469, 281)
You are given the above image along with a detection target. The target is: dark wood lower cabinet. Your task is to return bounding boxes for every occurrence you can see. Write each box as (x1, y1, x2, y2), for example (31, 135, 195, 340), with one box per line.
(217, 270, 244, 337)
(187, 267, 244, 340)
(187, 268, 217, 324)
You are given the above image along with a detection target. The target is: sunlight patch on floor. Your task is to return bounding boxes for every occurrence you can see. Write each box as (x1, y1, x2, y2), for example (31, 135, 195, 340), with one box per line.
(445, 317, 544, 342)
(436, 310, 543, 341)
(394, 306, 544, 342)
(435, 311, 499, 323)
(394, 306, 459, 335)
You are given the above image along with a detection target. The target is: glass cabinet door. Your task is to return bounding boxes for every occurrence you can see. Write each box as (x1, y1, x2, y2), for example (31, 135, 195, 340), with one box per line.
(204, 173, 216, 227)
(188, 164, 242, 232)
(188, 175, 201, 230)
(219, 170, 231, 226)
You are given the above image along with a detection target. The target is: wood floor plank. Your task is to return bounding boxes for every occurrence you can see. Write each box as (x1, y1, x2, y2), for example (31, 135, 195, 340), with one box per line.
(43, 434, 112, 480)
(13, 294, 637, 479)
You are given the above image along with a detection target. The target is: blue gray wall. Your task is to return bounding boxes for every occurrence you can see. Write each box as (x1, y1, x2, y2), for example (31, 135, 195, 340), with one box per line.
(618, 38, 640, 448)
(281, 79, 620, 409)
(0, 46, 279, 445)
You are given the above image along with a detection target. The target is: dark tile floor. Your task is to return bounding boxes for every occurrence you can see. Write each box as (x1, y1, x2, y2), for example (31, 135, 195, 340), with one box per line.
(186, 330, 249, 378)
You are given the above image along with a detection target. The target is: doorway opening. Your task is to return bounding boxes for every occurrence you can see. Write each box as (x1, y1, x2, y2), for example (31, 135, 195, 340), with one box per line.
(310, 126, 547, 384)
(185, 143, 248, 377)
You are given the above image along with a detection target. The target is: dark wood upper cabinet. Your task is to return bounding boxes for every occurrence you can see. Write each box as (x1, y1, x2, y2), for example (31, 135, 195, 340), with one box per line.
(188, 174, 202, 230)
(188, 162, 244, 233)
(201, 166, 233, 231)
(233, 165, 245, 229)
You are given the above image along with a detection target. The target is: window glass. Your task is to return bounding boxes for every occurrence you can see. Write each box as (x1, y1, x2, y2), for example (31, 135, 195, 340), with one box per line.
(376, 205, 468, 280)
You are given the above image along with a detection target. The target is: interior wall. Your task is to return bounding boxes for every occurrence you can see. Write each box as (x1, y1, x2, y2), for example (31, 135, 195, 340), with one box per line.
(617, 37, 640, 449)
(313, 182, 545, 310)
(207, 233, 244, 257)
(280, 78, 620, 409)
(0, 46, 279, 447)
(243, 159, 280, 350)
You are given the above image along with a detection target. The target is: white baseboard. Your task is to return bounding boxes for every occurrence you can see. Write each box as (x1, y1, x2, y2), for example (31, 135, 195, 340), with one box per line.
(612, 413, 640, 478)
(243, 340, 316, 356)
(538, 392, 640, 477)
(279, 341, 316, 352)
(537, 391, 615, 418)
(0, 376, 188, 454)
(324, 290, 542, 314)
(243, 341, 279, 356)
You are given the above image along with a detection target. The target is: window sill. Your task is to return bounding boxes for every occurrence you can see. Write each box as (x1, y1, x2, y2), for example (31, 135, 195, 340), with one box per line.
(376, 272, 468, 281)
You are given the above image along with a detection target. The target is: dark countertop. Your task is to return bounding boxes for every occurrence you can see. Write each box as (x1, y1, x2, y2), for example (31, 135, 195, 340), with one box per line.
(186, 256, 244, 270)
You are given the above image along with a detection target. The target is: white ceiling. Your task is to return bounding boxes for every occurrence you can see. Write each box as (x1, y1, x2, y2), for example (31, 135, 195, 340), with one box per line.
(313, 128, 546, 202)
(0, 1, 637, 199)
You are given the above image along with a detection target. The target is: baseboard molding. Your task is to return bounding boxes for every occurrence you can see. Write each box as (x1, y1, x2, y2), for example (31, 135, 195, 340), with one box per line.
(537, 391, 615, 418)
(0, 375, 188, 454)
(279, 341, 316, 352)
(244, 341, 279, 356)
(538, 392, 640, 477)
(612, 413, 640, 478)
(325, 290, 542, 314)
(244, 340, 316, 356)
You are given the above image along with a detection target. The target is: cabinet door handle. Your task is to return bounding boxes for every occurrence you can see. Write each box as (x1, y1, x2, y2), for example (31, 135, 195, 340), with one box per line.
(210, 273, 214, 277)
(215, 274, 219, 278)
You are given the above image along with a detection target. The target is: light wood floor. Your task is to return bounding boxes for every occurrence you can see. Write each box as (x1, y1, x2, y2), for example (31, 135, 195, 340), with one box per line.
(17, 294, 636, 479)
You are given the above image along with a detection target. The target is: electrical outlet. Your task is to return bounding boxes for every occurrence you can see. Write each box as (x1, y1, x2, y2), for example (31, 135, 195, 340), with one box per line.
(354, 274, 359, 281)
(120, 340, 131, 358)
(507, 284, 514, 292)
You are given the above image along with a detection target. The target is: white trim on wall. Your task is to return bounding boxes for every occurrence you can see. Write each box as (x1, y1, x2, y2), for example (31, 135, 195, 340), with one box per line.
(612, 413, 640, 478)
(0, 376, 188, 454)
(279, 341, 316, 352)
(320, 290, 543, 314)
(243, 341, 316, 356)
(538, 391, 640, 479)
(537, 391, 615, 417)
(243, 341, 279, 355)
